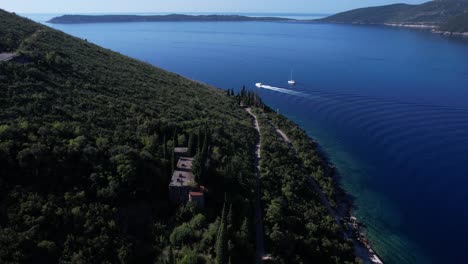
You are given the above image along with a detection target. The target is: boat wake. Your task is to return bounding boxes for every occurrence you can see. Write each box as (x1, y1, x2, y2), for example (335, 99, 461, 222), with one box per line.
(256, 83, 307, 97)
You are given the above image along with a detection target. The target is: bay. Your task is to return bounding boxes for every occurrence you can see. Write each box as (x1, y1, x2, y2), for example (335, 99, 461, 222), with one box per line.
(25, 14, 468, 263)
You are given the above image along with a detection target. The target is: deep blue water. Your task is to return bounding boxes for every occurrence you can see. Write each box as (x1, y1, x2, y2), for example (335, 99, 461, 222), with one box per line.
(25, 14, 468, 264)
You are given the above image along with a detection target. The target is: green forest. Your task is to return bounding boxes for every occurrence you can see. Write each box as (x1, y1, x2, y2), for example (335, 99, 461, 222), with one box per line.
(320, 0, 468, 27)
(1, 9, 358, 264)
(440, 12, 468, 32)
(251, 109, 358, 264)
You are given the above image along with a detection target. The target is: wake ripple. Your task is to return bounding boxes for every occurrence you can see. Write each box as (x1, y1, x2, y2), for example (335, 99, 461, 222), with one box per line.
(258, 83, 468, 263)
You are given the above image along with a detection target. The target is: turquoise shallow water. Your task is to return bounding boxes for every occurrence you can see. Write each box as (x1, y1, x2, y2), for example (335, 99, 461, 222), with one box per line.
(25, 14, 468, 263)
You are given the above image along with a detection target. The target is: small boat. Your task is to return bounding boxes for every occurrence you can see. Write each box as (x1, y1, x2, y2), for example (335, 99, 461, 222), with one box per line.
(255, 83, 263, 88)
(288, 69, 296, 85)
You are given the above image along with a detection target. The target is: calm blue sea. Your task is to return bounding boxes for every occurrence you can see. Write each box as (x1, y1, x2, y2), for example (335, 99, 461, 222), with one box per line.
(24, 13, 468, 264)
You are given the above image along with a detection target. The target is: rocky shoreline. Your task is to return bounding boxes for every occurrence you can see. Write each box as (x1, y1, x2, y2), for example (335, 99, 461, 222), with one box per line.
(310, 144, 384, 263)
(382, 23, 468, 38)
(432, 30, 468, 36)
(338, 191, 384, 264)
(384, 23, 437, 29)
(266, 113, 384, 263)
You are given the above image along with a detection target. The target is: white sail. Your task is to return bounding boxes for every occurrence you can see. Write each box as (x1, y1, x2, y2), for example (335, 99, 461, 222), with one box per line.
(288, 69, 296, 85)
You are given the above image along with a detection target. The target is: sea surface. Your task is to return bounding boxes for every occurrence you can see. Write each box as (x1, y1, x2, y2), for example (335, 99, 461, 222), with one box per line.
(25, 13, 468, 264)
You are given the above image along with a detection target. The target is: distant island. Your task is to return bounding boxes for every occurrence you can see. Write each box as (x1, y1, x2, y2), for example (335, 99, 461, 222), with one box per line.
(320, 0, 468, 34)
(48, 2, 468, 36)
(48, 14, 295, 24)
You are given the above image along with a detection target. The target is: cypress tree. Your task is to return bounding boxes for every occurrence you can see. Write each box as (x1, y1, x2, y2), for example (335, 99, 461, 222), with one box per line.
(167, 247, 175, 264)
(222, 202, 226, 220)
(163, 134, 167, 160)
(197, 127, 202, 153)
(201, 129, 208, 161)
(173, 129, 178, 148)
(171, 149, 175, 173)
(216, 203, 227, 264)
(215, 221, 226, 264)
(239, 217, 249, 240)
(192, 153, 202, 183)
(187, 133, 194, 156)
(227, 204, 233, 233)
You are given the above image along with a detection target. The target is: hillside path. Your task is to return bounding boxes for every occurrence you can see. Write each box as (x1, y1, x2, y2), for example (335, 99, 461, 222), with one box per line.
(245, 108, 265, 264)
(275, 127, 339, 224)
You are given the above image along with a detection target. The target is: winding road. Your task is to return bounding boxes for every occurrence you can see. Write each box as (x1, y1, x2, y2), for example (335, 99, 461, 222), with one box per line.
(246, 108, 382, 264)
(245, 108, 265, 264)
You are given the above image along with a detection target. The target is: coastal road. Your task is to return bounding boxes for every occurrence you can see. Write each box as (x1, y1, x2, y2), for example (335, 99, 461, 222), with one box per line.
(275, 127, 339, 224)
(0, 29, 44, 63)
(246, 108, 265, 264)
(0, 52, 16, 62)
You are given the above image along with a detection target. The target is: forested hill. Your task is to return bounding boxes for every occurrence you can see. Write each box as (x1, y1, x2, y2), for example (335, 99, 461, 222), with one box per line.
(320, 0, 468, 29)
(0, 8, 259, 263)
(0, 10, 357, 264)
(48, 14, 293, 24)
(439, 12, 468, 32)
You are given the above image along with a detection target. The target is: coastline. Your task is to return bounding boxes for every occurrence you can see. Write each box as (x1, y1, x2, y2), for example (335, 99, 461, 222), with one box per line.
(319, 144, 385, 264)
(364, 22, 468, 38)
(322, 21, 468, 40)
(383, 23, 468, 37)
(383, 23, 437, 29)
(432, 30, 468, 37)
(262, 109, 384, 264)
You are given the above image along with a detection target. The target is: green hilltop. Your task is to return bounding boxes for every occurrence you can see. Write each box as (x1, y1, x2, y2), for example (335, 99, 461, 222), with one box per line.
(321, 0, 468, 31)
(0, 10, 358, 264)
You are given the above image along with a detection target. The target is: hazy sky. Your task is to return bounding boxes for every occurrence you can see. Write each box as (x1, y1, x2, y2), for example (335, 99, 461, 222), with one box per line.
(1, 0, 427, 14)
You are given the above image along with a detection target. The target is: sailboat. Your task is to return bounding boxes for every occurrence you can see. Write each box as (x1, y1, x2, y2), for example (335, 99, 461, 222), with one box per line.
(288, 69, 296, 85)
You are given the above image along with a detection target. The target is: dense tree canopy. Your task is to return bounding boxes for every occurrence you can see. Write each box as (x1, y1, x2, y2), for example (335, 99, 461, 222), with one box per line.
(0, 9, 358, 264)
(0, 9, 257, 263)
(253, 109, 359, 264)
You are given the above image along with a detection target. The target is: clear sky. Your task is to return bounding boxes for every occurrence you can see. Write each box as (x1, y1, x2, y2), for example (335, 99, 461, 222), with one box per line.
(1, 0, 427, 14)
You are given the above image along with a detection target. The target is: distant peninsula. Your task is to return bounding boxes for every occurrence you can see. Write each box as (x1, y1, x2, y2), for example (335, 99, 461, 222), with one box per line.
(48, 14, 295, 24)
(320, 0, 468, 34)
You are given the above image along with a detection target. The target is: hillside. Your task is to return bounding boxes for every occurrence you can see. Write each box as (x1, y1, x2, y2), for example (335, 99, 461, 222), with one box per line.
(439, 12, 468, 32)
(321, 0, 468, 27)
(48, 14, 293, 24)
(0, 8, 259, 263)
(0, 10, 357, 264)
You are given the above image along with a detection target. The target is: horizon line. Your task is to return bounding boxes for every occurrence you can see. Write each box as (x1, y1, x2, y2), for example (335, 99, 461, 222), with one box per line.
(18, 11, 332, 15)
